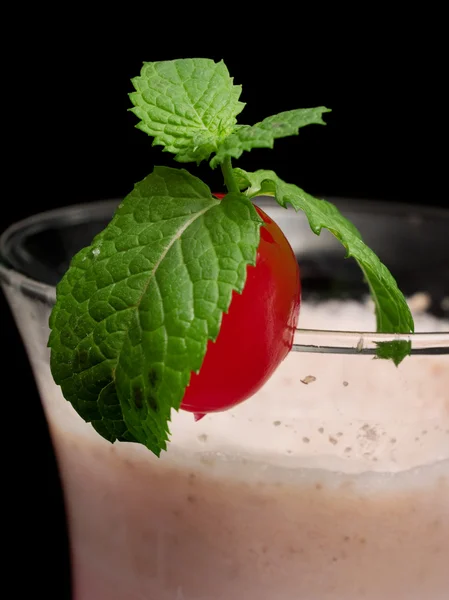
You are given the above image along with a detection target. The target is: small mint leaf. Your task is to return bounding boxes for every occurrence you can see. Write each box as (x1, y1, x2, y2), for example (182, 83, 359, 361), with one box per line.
(129, 59, 245, 164)
(48, 167, 261, 455)
(375, 339, 412, 366)
(234, 169, 252, 191)
(210, 108, 330, 168)
(236, 168, 414, 363)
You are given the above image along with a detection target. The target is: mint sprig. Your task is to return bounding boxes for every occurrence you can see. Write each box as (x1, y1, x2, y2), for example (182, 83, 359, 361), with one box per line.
(49, 58, 415, 455)
(49, 167, 261, 454)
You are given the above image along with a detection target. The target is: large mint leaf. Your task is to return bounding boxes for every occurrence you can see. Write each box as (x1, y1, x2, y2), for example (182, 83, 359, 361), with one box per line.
(129, 59, 245, 164)
(48, 167, 261, 455)
(210, 108, 330, 168)
(236, 169, 414, 364)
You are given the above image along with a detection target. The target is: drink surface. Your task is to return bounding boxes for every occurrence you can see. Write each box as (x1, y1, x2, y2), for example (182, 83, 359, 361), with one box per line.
(16, 296, 449, 599)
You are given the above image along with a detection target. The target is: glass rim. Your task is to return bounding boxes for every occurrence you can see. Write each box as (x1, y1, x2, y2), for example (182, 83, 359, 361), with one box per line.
(1, 199, 448, 356)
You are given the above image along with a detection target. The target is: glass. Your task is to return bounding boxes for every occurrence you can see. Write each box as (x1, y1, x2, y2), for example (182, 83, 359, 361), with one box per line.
(1, 197, 448, 600)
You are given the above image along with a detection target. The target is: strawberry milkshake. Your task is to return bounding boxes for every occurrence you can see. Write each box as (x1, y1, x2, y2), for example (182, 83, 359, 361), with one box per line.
(9, 284, 448, 600)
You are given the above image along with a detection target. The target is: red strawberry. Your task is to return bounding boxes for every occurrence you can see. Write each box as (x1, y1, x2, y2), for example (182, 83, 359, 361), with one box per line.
(181, 194, 300, 418)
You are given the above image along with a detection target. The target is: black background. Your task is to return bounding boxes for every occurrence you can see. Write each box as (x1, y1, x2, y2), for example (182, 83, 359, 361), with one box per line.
(3, 23, 447, 598)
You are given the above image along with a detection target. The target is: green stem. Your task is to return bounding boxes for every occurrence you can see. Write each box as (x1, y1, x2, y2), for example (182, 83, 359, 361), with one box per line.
(221, 157, 239, 194)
